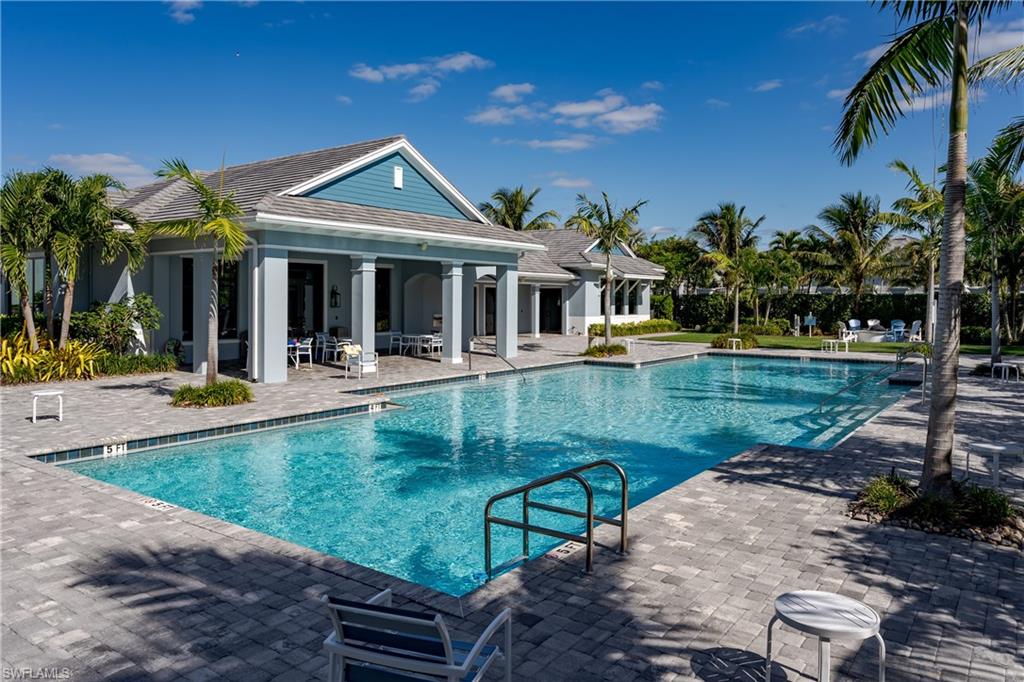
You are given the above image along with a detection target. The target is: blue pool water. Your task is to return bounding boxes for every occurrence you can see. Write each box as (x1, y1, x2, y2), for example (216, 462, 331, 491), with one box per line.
(66, 357, 905, 595)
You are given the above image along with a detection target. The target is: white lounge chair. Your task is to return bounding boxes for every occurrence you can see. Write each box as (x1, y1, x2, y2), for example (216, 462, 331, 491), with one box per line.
(342, 344, 378, 379)
(837, 322, 857, 343)
(322, 590, 512, 682)
(907, 320, 923, 342)
(848, 319, 862, 333)
(884, 320, 906, 342)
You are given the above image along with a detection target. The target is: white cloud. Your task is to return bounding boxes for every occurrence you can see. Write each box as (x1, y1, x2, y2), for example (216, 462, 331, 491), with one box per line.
(335, 95, 353, 106)
(490, 82, 535, 102)
(167, 0, 201, 24)
(752, 79, 783, 92)
(704, 98, 730, 110)
(408, 78, 440, 102)
(551, 90, 627, 119)
(906, 88, 987, 112)
(496, 134, 599, 153)
(856, 43, 889, 65)
(646, 225, 678, 238)
(348, 51, 493, 101)
(48, 153, 153, 187)
(641, 80, 664, 91)
(787, 15, 846, 37)
(47, 123, 64, 130)
(466, 104, 538, 125)
(594, 103, 663, 134)
(550, 176, 591, 189)
(826, 87, 849, 100)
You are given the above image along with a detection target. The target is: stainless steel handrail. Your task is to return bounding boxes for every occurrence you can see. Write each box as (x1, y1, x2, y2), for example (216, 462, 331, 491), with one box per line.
(817, 358, 900, 413)
(483, 459, 628, 580)
(468, 335, 525, 382)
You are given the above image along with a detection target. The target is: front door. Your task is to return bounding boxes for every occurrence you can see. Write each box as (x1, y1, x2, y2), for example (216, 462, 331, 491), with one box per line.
(540, 289, 562, 333)
(484, 287, 496, 335)
(287, 263, 324, 337)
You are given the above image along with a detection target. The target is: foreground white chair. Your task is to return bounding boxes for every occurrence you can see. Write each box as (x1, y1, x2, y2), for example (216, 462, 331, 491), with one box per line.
(837, 322, 857, 343)
(288, 338, 314, 368)
(322, 590, 512, 682)
(342, 344, 378, 379)
(906, 320, 923, 342)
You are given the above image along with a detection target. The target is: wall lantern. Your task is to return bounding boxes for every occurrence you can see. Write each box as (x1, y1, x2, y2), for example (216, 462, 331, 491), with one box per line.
(330, 285, 341, 309)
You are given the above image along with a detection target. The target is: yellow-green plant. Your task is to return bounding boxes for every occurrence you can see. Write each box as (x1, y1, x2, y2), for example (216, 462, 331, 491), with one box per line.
(37, 340, 105, 382)
(0, 332, 44, 379)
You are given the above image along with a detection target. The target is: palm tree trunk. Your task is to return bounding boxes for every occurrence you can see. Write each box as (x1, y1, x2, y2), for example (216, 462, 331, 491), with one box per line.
(43, 249, 54, 339)
(206, 254, 219, 386)
(19, 285, 39, 351)
(58, 278, 75, 349)
(925, 256, 935, 342)
(922, 5, 969, 497)
(732, 286, 740, 334)
(604, 255, 613, 346)
(990, 261, 1001, 366)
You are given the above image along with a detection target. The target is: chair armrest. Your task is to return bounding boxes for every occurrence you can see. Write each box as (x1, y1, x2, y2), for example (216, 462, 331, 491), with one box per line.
(366, 589, 392, 606)
(458, 608, 512, 673)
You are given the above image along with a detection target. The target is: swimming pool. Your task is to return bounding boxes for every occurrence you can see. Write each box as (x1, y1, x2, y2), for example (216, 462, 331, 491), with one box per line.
(66, 356, 906, 596)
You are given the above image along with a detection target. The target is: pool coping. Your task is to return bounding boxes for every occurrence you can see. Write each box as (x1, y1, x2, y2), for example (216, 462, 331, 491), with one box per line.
(24, 351, 909, 617)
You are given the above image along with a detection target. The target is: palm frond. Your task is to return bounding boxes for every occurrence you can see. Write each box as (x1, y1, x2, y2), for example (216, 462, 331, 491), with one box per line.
(970, 43, 1024, 87)
(835, 16, 954, 165)
(985, 116, 1024, 175)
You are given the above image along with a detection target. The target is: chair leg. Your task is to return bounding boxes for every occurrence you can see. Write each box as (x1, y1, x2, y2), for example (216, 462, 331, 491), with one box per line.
(32, 396, 38, 424)
(504, 619, 512, 682)
(58, 396, 63, 422)
(765, 615, 778, 681)
(818, 637, 831, 682)
(874, 633, 886, 682)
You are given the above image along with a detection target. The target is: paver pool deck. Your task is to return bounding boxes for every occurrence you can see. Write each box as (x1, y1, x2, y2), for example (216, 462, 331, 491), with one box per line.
(1, 337, 1021, 681)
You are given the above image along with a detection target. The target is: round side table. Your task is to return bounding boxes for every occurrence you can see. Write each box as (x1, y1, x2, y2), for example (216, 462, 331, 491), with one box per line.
(766, 590, 885, 682)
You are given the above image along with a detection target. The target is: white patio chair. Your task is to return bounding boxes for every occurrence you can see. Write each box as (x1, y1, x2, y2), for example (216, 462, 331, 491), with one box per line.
(389, 332, 402, 355)
(322, 336, 343, 363)
(848, 319, 862, 333)
(906, 320, 923, 342)
(837, 322, 857, 343)
(314, 332, 328, 362)
(321, 590, 512, 682)
(293, 337, 314, 368)
(867, 319, 881, 329)
(343, 347, 378, 379)
(429, 334, 443, 358)
(884, 320, 906, 342)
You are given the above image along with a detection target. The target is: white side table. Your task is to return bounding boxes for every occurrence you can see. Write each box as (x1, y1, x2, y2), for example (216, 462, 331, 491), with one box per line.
(623, 338, 636, 354)
(991, 362, 1020, 381)
(821, 339, 838, 353)
(728, 337, 742, 351)
(964, 442, 1024, 487)
(31, 390, 64, 423)
(767, 590, 885, 682)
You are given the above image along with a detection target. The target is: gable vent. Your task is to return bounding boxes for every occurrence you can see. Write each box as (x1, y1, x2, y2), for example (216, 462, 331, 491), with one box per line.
(393, 165, 403, 189)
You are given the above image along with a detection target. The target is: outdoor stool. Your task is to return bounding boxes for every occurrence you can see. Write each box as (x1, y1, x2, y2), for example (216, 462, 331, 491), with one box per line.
(991, 362, 1020, 381)
(624, 338, 636, 354)
(821, 339, 838, 353)
(963, 442, 1024, 488)
(767, 590, 885, 682)
(728, 337, 742, 351)
(31, 390, 64, 423)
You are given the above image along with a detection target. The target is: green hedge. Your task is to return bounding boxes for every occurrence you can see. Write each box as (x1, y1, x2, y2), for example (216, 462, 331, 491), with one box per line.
(171, 379, 253, 408)
(650, 294, 674, 321)
(580, 343, 628, 358)
(588, 318, 680, 337)
(678, 292, 994, 332)
(96, 353, 179, 376)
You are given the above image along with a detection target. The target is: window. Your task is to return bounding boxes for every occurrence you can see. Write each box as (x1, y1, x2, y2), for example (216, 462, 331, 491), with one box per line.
(375, 269, 391, 332)
(615, 282, 626, 314)
(181, 257, 239, 341)
(607, 245, 628, 257)
(628, 283, 639, 315)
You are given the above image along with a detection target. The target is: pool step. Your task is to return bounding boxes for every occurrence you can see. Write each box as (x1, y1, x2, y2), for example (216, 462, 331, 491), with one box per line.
(888, 368, 924, 386)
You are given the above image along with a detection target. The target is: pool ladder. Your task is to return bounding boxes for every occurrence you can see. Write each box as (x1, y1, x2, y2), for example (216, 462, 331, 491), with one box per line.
(483, 459, 628, 581)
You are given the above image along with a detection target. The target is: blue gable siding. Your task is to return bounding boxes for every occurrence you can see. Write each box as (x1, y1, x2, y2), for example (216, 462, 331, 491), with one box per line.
(304, 152, 470, 220)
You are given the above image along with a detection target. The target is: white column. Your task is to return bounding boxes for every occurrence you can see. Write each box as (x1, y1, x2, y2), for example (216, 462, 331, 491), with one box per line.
(530, 284, 541, 338)
(351, 255, 376, 355)
(496, 264, 518, 358)
(256, 248, 288, 383)
(441, 261, 463, 364)
(191, 251, 212, 375)
(460, 265, 476, 347)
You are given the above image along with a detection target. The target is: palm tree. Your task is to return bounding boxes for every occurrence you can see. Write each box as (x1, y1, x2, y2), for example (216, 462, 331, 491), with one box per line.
(769, 230, 803, 253)
(834, 0, 1020, 495)
(155, 160, 247, 386)
(48, 171, 148, 349)
(479, 186, 559, 231)
(1, 172, 52, 351)
(565, 192, 647, 345)
(889, 160, 943, 342)
(807, 193, 897, 315)
(690, 203, 763, 333)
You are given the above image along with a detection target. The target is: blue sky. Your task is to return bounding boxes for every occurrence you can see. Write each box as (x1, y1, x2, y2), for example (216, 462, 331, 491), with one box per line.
(3, 1, 1021, 241)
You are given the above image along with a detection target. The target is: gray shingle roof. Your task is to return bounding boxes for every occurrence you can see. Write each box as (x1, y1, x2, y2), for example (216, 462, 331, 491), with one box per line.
(119, 135, 405, 222)
(255, 194, 545, 249)
(526, 230, 664, 278)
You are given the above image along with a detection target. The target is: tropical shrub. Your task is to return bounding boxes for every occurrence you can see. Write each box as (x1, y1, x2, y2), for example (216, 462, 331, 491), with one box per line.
(71, 294, 162, 354)
(0, 333, 45, 383)
(739, 319, 790, 336)
(96, 353, 178, 376)
(171, 379, 253, 407)
(711, 331, 758, 349)
(0, 333, 106, 384)
(581, 343, 628, 358)
(650, 293, 674, 322)
(587, 318, 679, 337)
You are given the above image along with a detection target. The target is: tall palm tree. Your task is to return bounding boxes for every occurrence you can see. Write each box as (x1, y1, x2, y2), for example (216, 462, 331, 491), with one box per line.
(834, 0, 1020, 495)
(690, 203, 763, 333)
(807, 193, 898, 314)
(769, 230, 803, 252)
(48, 171, 148, 349)
(0, 171, 51, 351)
(565, 192, 647, 345)
(155, 160, 247, 386)
(889, 160, 943, 342)
(479, 186, 559, 231)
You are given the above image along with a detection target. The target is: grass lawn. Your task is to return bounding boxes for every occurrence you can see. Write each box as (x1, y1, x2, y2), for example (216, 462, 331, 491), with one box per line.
(646, 332, 1024, 357)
